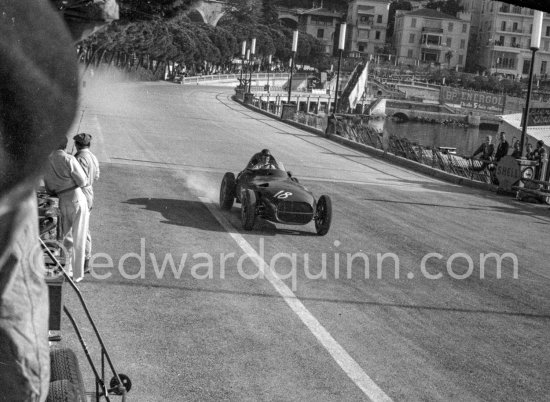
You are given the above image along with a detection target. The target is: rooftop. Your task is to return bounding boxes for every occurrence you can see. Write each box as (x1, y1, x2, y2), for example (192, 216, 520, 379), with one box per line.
(403, 8, 461, 21)
(500, 113, 550, 145)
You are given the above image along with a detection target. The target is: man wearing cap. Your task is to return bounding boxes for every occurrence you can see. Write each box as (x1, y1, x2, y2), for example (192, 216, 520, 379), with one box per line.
(44, 138, 90, 282)
(74, 133, 100, 270)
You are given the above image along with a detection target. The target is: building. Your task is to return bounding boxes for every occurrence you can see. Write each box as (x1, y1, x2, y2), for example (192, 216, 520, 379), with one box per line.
(297, 8, 344, 55)
(462, 1, 550, 78)
(393, 8, 471, 68)
(346, 0, 391, 56)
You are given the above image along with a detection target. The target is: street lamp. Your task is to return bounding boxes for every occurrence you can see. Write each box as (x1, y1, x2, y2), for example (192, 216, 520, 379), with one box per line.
(333, 23, 347, 113)
(240, 40, 246, 87)
(520, 10, 543, 156)
(267, 54, 272, 92)
(249, 38, 256, 93)
(288, 30, 298, 103)
(245, 48, 250, 92)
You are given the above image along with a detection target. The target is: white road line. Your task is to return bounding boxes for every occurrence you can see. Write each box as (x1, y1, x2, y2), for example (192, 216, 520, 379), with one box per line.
(200, 197, 393, 402)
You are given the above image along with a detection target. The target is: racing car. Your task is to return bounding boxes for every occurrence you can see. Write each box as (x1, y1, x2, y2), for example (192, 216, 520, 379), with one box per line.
(219, 151, 332, 235)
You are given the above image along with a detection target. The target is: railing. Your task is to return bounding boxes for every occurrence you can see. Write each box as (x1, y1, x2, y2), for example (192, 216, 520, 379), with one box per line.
(178, 72, 291, 85)
(239, 91, 505, 185)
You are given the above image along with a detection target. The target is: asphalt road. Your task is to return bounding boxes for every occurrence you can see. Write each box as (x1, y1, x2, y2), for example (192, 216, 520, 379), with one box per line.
(60, 78, 550, 401)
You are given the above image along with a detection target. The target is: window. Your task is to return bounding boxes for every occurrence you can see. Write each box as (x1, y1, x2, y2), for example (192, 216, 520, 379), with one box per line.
(545, 40, 550, 51)
(317, 29, 324, 39)
(375, 31, 381, 40)
(446, 37, 452, 46)
(499, 35, 505, 45)
(377, 15, 382, 24)
(541, 61, 547, 75)
(411, 18, 417, 28)
(512, 22, 518, 32)
(408, 49, 414, 58)
(522, 58, 531, 74)
(501, 21, 506, 31)
(546, 26, 550, 37)
(460, 39, 466, 49)
(424, 34, 441, 45)
(462, 23, 467, 33)
(448, 22, 454, 32)
(409, 33, 415, 43)
(358, 44, 365, 52)
(458, 54, 464, 64)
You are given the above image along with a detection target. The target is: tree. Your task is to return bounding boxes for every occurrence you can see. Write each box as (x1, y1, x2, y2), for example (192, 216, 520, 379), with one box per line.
(223, 0, 262, 25)
(117, 0, 199, 21)
(387, 0, 412, 39)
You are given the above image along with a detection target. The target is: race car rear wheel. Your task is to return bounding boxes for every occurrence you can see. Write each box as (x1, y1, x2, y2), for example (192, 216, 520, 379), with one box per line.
(241, 190, 256, 230)
(314, 195, 332, 236)
(219, 172, 236, 210)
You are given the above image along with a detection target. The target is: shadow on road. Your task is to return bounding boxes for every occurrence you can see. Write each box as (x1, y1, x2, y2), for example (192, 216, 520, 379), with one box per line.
(84, 280, 550, 320)
(124, 198, 319, 236)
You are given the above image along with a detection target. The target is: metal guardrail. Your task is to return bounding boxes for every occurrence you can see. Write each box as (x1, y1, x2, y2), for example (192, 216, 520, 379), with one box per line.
(179, 73, 292, 85)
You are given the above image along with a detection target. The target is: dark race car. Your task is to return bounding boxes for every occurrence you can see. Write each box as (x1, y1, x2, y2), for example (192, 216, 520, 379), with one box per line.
(219, 162, 332, 236)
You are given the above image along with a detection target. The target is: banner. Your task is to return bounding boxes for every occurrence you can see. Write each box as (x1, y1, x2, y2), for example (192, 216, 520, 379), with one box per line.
(440, 87, 505, 113)
(348, 62, 369, 110)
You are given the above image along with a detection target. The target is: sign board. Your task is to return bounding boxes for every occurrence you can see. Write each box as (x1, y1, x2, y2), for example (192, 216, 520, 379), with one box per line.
(440, 87, 505, 113)
(526, 107, 550, 126)
(495, 156, 521, 191)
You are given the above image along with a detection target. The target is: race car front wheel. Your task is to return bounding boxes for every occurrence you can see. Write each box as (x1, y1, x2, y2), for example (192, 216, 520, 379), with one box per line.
(241, 190, 256, 230)
(314, 195, 332, 236)
(220, 172, 236, 210)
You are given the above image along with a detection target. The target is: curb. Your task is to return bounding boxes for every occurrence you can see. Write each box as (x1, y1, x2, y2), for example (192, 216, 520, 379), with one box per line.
(232, 95, 497, 193)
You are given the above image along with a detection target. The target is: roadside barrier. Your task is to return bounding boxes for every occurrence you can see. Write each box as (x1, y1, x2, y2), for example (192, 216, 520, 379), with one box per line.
(237, 91, 548, 193)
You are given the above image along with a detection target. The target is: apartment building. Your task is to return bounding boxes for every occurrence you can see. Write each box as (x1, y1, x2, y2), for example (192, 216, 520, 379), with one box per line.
(462, 1, 550, 77)
(297, 8, 344, 55)
(346, 0, 391, 55)
(393, 8, 471, 68)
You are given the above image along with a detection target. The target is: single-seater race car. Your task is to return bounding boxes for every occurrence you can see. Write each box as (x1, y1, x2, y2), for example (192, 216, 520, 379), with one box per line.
(219, 150, 332, 235)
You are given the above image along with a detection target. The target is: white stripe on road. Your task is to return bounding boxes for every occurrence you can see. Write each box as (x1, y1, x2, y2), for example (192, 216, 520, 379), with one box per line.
(200, 197, 393, 402)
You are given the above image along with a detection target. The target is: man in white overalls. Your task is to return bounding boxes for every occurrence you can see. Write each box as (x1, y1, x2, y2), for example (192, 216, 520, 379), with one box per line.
(44, 138, 89, 282)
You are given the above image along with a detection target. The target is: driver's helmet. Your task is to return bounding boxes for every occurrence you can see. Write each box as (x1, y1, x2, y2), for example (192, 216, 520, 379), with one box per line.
(259, 149, 272, 166)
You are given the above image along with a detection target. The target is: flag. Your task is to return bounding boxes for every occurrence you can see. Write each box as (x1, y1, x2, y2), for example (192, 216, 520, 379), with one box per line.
(348, 62, 369, 110)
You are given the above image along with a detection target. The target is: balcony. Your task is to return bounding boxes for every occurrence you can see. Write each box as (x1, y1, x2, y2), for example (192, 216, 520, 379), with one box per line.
(496, 27, 524, 34)
(422, 27, 443, 34)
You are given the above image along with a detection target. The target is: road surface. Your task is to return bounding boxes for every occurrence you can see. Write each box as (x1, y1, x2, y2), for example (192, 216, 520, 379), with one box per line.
(60, 78, 549, 401)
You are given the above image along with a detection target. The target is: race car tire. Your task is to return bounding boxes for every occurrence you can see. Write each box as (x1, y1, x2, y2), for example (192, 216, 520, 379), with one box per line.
(220, 172, 236, 210)
(49, 348, 86, 401)
(314, 195, 332, 236)
(47, 380, 79, 402)
(241, 190, 256, 230)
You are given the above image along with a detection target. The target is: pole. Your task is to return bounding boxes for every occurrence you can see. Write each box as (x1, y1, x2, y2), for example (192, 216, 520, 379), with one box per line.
(333, 23, 347, 114)
(520, 10, 543, 156)
(520, 48, 538, 156)
(334, 49, 343, 113)
(288, 30, 299, 104)
(288, 52, 295, 103)
(240, 40, 246, 87)
(267, 54, 272, 92)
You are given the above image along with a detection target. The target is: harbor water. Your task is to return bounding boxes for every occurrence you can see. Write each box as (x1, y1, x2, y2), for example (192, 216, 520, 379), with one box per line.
(381, 119, 499, 156)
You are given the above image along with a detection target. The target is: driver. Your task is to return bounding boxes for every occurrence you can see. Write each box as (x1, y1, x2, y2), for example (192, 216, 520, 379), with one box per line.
(248, 149, 279, 170)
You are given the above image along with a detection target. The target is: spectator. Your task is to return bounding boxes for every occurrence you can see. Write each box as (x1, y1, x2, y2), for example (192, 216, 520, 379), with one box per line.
(470, 135, 495, 171)
(511, 137, 522, 158)
(73, 133, 100, 271)
(525, 142, 534, 159)
(494, 132, 509, 161)
(531, 140, 547, 180)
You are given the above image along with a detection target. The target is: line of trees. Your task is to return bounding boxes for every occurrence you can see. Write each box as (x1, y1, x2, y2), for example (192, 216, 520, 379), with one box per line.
(78, 0, 332, 78)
